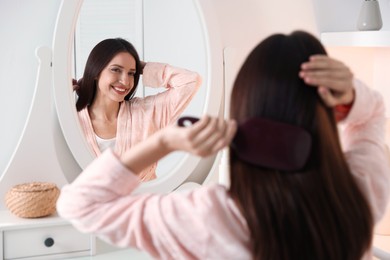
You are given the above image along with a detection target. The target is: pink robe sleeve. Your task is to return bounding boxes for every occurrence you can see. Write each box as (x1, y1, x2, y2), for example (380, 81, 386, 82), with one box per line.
(57, 149, 250, 259)
(136, 62, 202, 128)
(340, 79, 390, 222)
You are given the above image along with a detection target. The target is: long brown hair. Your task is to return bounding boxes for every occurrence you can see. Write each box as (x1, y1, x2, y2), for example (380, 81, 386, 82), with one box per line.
(229, 31, 373, 260)
(75, 38, 142, 111)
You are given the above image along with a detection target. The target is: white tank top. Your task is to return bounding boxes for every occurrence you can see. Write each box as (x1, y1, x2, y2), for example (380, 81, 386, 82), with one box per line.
(95, 135, 116, 152)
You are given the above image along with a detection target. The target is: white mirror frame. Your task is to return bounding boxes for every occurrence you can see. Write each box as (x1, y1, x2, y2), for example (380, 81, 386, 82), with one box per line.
(52, 0, 94, 171)
(52, 0, 224, 193)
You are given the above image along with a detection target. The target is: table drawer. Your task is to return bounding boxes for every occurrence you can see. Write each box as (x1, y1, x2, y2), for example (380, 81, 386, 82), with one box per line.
(3, 224, 92, 259)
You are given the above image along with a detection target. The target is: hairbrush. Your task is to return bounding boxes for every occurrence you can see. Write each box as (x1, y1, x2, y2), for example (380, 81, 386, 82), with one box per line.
(178, 116, 311, 171)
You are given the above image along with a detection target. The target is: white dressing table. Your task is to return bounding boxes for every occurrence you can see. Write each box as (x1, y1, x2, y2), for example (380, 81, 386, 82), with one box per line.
(0, 211, 94, 259)
(67, 240, 152, 260)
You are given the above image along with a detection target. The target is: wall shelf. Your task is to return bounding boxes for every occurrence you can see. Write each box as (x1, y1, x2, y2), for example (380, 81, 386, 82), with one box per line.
(321, 31, 390, 47)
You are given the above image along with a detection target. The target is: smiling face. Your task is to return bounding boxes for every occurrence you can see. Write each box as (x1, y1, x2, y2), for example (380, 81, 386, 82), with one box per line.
(95, 52, 136, 104)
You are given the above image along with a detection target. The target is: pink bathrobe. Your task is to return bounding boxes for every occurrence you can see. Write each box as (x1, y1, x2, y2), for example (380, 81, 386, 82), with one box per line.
(78, 62, 202, 181)
(57, 80, 390, 260)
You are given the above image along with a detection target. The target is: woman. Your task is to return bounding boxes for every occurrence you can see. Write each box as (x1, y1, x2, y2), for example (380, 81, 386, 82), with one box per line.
(74, 38, 202, 181)
(58, 31, 390, 259)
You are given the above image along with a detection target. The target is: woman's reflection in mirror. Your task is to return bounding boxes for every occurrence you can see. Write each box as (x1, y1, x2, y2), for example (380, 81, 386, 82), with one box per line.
(72, 38, 202, 181)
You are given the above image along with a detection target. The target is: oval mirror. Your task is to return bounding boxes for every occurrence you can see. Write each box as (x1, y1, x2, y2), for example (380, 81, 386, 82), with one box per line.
(52, 0, 223, 193)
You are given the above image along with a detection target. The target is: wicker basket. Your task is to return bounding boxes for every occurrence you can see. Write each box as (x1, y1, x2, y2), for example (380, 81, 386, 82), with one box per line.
(5, 182, 60, 218)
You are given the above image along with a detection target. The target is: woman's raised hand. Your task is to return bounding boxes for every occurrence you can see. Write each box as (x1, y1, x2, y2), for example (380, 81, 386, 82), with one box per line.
(163, 116, 237, 157)
(119, 115, 236, 174)
(299, 55, 355, 107)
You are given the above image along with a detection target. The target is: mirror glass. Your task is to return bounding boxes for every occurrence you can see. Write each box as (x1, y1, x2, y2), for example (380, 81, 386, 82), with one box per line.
(53, 0, 223, 192)
(72, 0, 208, 180)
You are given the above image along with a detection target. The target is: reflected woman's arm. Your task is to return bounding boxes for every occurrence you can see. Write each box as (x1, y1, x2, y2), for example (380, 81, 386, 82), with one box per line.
(140, 62, 202, 126)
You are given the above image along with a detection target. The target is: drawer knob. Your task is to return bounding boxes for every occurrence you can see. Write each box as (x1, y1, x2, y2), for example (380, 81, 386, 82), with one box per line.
(44, 237, 55, 247)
